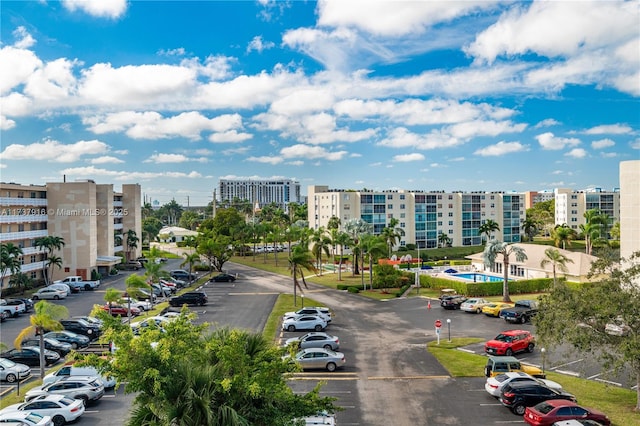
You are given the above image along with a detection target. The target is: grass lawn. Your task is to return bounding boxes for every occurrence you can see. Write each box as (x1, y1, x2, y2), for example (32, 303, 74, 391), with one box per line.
(428, 338, 638, 426)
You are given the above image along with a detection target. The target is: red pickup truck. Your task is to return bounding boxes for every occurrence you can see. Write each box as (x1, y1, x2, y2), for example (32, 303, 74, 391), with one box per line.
(484, 330, 535, 356)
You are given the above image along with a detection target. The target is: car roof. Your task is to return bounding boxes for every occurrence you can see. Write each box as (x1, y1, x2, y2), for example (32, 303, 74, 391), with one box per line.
(539, 399, 578, 408)
(487, 356, 520, 362)
(52, 375, 100, 383)
(30, 393, 69, 402)
(498, 330, 529, 335)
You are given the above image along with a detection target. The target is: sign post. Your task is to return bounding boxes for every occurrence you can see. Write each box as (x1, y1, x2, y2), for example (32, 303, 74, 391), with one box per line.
(435, 319, 442, 345)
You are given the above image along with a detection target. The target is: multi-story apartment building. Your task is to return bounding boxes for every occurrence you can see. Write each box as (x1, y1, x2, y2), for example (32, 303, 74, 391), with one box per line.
(0, 180, 141, 288)
(619, 161, 639, 276)
(308, 186, 525, 249)
(554, 187, 620, 231)
(523, 190, 555, 210)
(218, 179, 301, 211)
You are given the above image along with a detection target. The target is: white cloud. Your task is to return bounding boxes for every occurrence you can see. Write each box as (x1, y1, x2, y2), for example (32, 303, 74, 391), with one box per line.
(157, 48, 186, 57)
(62, 0, 128, 19)
(565, 148, 588, 159)
(591, 138, 615, 149)
(536, 132, 581, 150)
(209, 130, 253, 143)
(246, 36, 275, 53)
(1, 139, 109, 162)
(60, 166, 202, 180)
(393, 153, 425, 162)
(246, 156, 284, 165)
(474, 141, 528, 157)
(280, 144, 348, 161)
(583, 124, 633, 135)
(600, 152, 618, 158)
(0, 47, 42, 95)
(13, 26, 36, 49)
(90, 156, 124, 164)
(0, 115, 16, 130)
(534, 118, 560, 129)
(146, 153, 189, 163)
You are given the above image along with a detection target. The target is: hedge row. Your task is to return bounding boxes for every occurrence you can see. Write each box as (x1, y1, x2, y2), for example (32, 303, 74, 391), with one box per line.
(419, 275, 555, 296)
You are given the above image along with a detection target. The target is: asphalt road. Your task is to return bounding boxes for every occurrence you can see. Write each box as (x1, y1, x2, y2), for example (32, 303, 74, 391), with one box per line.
(1, 260, 633, 425)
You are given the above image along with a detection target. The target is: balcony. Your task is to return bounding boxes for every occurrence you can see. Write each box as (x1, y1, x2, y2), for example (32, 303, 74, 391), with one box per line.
(113, 223, 124, 230)
(0, 229, 48, 242)
(20, 261, 47, 273)
(0, 214, 48, 224)
(0, 197, 47, 206)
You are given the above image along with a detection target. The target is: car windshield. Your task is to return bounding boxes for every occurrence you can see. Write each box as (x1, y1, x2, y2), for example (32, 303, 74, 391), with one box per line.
(533, 401, 555, 414)
(60, 396, 75, 405)
(495, 334, 513, 342)
(0, 358, 16, 368)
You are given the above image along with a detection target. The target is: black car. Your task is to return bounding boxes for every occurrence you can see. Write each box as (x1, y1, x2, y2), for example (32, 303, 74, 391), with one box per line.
(169, 291, 208, 307)
(500, 381, 576, 415)
(170, 270, 197, 281)
(210, 273, 236, 282)
(440, 295, 467, 310)
(22, 337, 72, 357)
(43, 331, 90, 349)
(0, 347, 60, 366)
(59, 319, 101, 340)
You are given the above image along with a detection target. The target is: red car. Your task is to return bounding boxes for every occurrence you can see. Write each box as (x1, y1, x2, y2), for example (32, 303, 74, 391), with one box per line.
(524, 400, 610, 426)
(485, 330, 535, 356)
(101, 304, 141, 317)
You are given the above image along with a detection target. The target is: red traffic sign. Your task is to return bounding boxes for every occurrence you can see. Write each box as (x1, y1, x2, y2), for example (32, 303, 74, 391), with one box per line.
(435, 319, 442, 328)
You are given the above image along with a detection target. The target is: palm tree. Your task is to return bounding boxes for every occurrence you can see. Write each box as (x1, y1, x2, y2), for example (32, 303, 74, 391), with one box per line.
(579, 222, 600, 255)
(45, 255, 63, 286)
(483, 240, 528, 303)
(1, 242, 23, 299)
(540, 248, 574, 287)
(343, 218, 373, 276)
(35, 236, 65, 286)
(438, 233, 451, 248)
(104, 288, 122, 317)
(333, 231, 352, 281)
(552, 224, 576, 250)
(141, 202, 154, 220)
(361, 235, 388, 290)
(14, 300, 68, 378)
(521, 217, 540, 242)
(288, 245, 317, 307)
(9, 272, 33, 295)
(311, 228, 331, 275)
(125, 230, 139, 262)
(181, 253, 201, 283)
(381, 218, 404, 258)
(478, 219, 500, 243)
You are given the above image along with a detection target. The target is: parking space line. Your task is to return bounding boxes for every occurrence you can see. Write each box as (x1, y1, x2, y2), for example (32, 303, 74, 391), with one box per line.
(367, 375, 450, 380)
(595, 378, 622, 387)
(554, 369, 581, 377)
(587, 373, 601, 380)
(551, 359, 583, 369)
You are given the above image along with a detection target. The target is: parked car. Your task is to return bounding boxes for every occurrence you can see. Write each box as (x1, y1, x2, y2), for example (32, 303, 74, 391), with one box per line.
(500, 300, 539, 324)
(170, 269, 197, 281)
(32, 288, 67, 300)
(284, 307, 332, 323)
(500, 381, 576, 415)
(123, 260, 143, 270)
(59, 319, 101, 340)
(100, 304, 141, 317)
(485, 372, 563, 398)
(0, 347, 60, 367)
(282, 315, 327, 332)
(54, 276, 100, 291)
(150, 283, 173, 297)
(485, 330, 536, 356)
(482, 302, 515, 317)
(25, 376, 105, 405)
(551, 420, 607, 426)
(168, 292, 208, 307)
(285, 332, 340, 350)
(0, 357, 31, 383)
(440, 295, 467, 310)
(460, 298, 491, 313)
(46, 283, 74, 296)
(1, 299, 26, 317)
(0, 411, 53, 426)
(1, 394, 85, 426)
(22, 338, 72, 357)
(130, 316, 172, 333)
(210, 273, 236, 282)
(120, 297, 152, 311)
(485, 356, 545, 379)
(43, 361, 116, 389)
(123, 289, 156, 302)
(524, 400, 610, 426)
(71, 316, 103, 327)
(288, 348, 345, 372)
(43, 331, 90, 350)
(11, 297, 34, 312)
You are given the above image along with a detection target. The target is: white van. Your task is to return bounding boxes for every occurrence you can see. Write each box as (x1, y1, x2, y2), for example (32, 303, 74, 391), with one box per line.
(43, 363, 116, 389)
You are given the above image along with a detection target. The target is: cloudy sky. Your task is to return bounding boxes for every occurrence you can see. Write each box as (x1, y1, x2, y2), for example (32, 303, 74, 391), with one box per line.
(1, 0, 638, 206)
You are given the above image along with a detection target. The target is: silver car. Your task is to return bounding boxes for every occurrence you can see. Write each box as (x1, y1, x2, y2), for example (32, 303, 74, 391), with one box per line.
(292, 348, 346, 372)
(0, 357, 31, 383)
(25, 376, 105, 404)
(285, 332, 340, 351)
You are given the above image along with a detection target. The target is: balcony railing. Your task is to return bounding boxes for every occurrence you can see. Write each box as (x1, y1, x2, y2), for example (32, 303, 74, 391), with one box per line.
(0, 214, 48, 224)
(0, 197, 48, 206)
(0, 229, 49, 242)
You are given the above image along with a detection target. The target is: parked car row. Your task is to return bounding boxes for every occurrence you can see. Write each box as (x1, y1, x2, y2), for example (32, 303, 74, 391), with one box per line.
(439, 293, 540, 325)
(0, 297, 31, 321)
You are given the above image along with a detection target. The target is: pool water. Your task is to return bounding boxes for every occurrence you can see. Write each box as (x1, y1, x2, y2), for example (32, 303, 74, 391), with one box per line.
(451, 273, 506, 282)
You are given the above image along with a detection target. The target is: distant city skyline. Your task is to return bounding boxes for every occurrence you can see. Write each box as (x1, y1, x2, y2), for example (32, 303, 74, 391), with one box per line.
(1, 1, 638, 206)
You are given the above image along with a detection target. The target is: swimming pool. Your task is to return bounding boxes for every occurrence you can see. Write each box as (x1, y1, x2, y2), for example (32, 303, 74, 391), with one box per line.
(450, 273, 507, 282)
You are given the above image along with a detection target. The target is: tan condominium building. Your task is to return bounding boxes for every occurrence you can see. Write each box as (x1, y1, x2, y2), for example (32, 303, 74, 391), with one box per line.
(0, 180, 141, 288)
(554, 187, 620, 231)
(308, 186, 525, 250)
(619, 160, 640, 278)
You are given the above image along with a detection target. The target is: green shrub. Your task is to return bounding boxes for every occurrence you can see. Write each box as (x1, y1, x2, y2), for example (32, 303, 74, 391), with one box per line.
(337, 284, 365, 291)
(347, 286, 360, 293)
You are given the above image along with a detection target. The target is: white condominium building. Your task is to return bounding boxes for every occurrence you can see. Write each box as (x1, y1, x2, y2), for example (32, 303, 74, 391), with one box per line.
(308, 186, 525, 249)
(218, 178, 302, 211)
(554, 187, 620, 230)
(0, 180, 142, 288)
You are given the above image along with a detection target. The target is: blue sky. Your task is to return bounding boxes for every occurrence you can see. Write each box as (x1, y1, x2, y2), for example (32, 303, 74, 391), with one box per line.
(1, 0, 638, 206)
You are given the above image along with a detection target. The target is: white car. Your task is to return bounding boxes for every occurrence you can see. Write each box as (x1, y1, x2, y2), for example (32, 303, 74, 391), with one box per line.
(130, 316, 172, 333)
(0, 357, 31, 383)
(284, 307, 332, 323)
(282, 315, 327, 332)
(31, 288, 67, 300)
(120, 297, 152, 311)
(46, 283, 72, 296)
(460, 298, 491, 313)
(485, 371, 563, 397)
(25, 376, 105, 404)
(1, 394, 85, 426)
(43, 363, 116, 389)
(0, 411, 52, 426)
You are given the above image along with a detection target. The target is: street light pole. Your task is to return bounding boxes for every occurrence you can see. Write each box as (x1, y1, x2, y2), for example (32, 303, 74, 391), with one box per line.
(301, 294, 304, 308)
(446, 318, 451, 342)
(541, 347, 546, 374)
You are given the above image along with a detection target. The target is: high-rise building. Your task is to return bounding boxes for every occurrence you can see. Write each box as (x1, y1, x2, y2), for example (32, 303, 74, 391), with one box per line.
(554, 187, 620, 230)
(218, 179, 301, 211)
(308, 186, 525, 249)
(619, 160, 639, 281)
(0, 180, 141, 288)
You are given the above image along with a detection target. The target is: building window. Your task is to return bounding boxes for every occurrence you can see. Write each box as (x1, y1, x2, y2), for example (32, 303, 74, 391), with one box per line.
(387, 194, 393, 199)
(387, 204, 393, 209)
(448, 212, 453, 217)
(400, 222, 405, 228)
(400, 204, 405, 209)
(400, 195, 405, 200)
(448, 204, 453, 208)
(438, 212, 442, 217)
(400, 213, 405, 218)
(449, 221, 453, 226)
(18, 224, 24, 232)
(448, 195, 453, 200)
(437, 221, 442, 226)
(448, 229, 453, 234)
(437, 204, 442, 208)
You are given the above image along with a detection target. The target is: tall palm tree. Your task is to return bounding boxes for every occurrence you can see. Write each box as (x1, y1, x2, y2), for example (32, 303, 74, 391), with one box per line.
(1, 242, 23, 299)
(483, 240, 527, 303)
(333, 231, 352, 281)
(343, 218, 373, 276)
(361, 235, 388, 290)
(125, 274, 152, 312)
(14, 300, 68, 378)
(181, 253, 201, 283)
(45, 255, 63, 286)
(35, 236, 65, 286)
(9, 272, 32, 295)
(521, 217, 540, 242)
(141, 202, 154, 220)
(478, 219, 501, 243)
(552, 224, 576, 250)
(381, 218, 404, 258)
(311, 228, 331, 275)
(438, 233, 451, 248)
(579, 222, 600, 255)
(540, 248, 574, 287)
(125, 230, 139, 262)
(288, 245, 317, 307)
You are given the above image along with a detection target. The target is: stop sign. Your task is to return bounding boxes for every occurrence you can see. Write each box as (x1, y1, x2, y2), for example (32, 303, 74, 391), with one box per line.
(435, 319, 442, 328)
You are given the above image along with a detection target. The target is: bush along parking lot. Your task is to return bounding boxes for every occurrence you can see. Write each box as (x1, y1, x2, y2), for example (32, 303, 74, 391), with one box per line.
(427, 338, 638, 426)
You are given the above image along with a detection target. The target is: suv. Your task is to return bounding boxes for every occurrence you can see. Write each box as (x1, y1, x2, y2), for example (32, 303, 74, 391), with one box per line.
(170, 270, 197, 281)
(484, 356, 545, 379)
(124, 260, 143, 270)
(169, 292, 208, 307)
(43, 362, 116, 389)
(25, 375, 105, 405)
(485, 330, 536, 356)
(59, 319, 101, 340)
(284, 307, 332, 323)
(499, 381, 576, 415)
